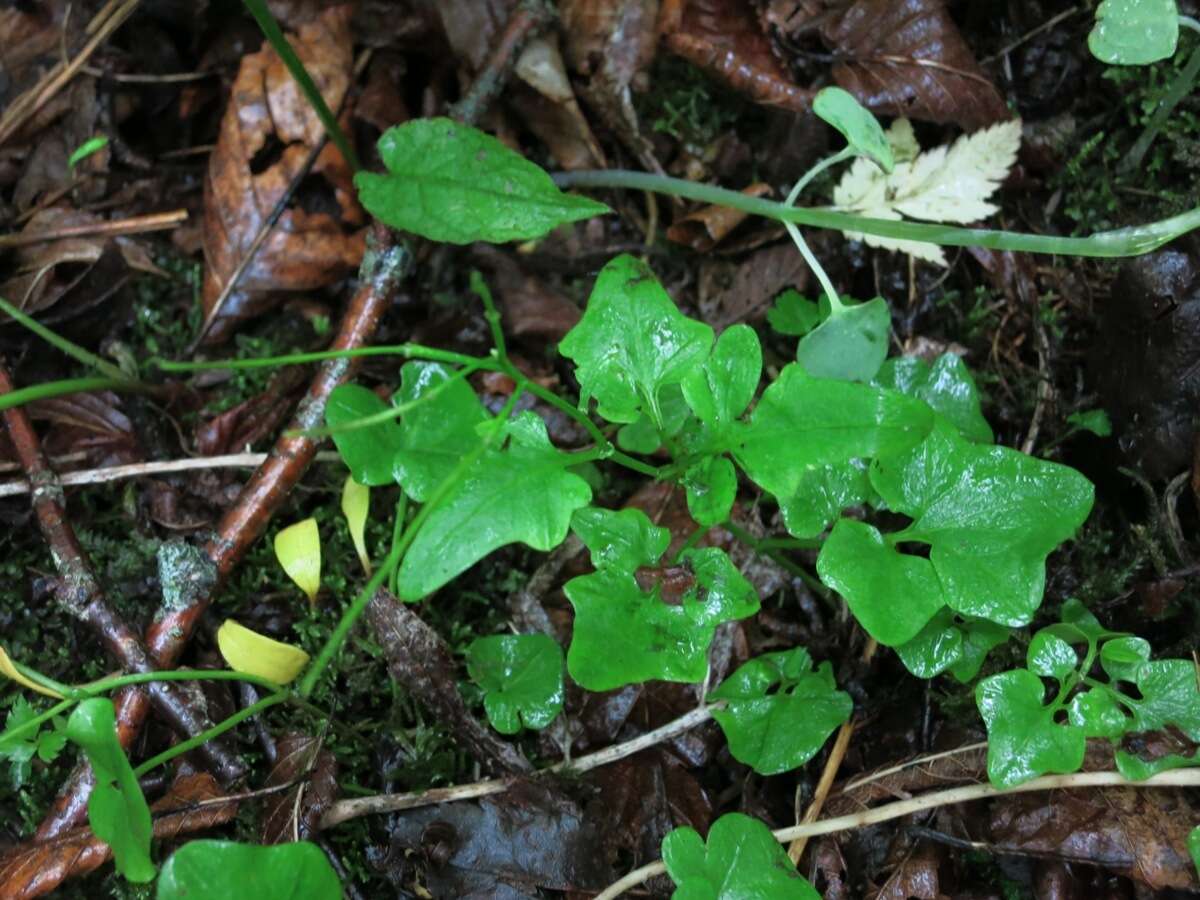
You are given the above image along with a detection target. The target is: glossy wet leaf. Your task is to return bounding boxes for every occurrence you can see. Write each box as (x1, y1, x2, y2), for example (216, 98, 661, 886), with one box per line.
(397, 413, 591, 599)
(617, 383, 691, 454)
(1089, 0, 1178, 65)
(777, 459, 871, 539)
(157, 840, 341, 900)
(325, 384, 403, 487)
(1027, 632, 1077, 681)
(341, 475, 371, 574)
(733, 364, 933, 518)
(217, 619, 310, 685)
(894, 608, 1009, 681)
(1099, 635, 1151, 682)
(356, 118, 609, 243)
(766, 289, 821, 336)
(796, 297, 890, 382)
(870, 422, 1094, 626)
(565, 547, 758, 691)
(391, 361, 489, 502)
(684, 456, 737, 527)
(813, 86, 894, 173)
(1042, 597, 1125, 649)
(680, 323, 761, 441)
(559, 254, 713, 425)
(570, 505, 670, 574)
(711, 647, 852, 775)
(1068, 687, 1129, 738)
(662, 812, 819, 900)
(1125, 659, 1200, 739)
(875, 353, 993, 443)
(0, 645, 64, 697)
(274, 518, 321, 603)
(67, 699, 155, 882)
(466, 634, 564, 734)
(976, 669, 1086, 787)
(816, 518, 945, 645)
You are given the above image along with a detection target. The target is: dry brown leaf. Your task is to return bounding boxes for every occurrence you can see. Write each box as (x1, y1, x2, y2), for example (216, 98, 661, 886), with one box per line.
(0, 773, 238, 900)
(196, 366, 309, 456)
(470, 245, 582, 342)
(30, 390, 141, 466)
(871, 842, 947, 900)
(201, 3, 365, 344)
(261, 733, 339, 844)
(666, 183, 771, 252)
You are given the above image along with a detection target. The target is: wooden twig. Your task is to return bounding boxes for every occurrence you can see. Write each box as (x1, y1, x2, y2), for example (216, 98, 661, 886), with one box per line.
(0, 363, 244, 783)
(0, 210, 188, 250)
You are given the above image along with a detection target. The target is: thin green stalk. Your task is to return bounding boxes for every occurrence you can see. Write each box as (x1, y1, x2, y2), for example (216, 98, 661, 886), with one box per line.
(1122, 40, 1200, 172)
(553, 169, 1200, 257)
(1181, 15, 1200, 34)
(299, 388, 526, 698)
(470, 271, 508, 363)
(0, 698, 76, 746)
(133, 691, 288, 777)
(388, 491, 408, 597)
(240, 0, 361, 172)
(0, 296, 129, 380)
(784, 221, 843, 312)
(785, 146, 854, 207)
(723, 520, 830, 598)
(153, 344, 495, 373)
(0, 376, 149, 412)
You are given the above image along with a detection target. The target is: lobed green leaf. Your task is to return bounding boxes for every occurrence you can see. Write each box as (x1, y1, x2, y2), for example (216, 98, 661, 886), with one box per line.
(466, 634, 564, 734)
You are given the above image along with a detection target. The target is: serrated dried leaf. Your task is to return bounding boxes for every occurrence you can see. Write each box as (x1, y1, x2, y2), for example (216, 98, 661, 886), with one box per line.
(833, 118, 1021, 265)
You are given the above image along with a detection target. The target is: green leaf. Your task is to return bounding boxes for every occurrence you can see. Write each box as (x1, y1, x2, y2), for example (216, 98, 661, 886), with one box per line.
(397, 413, 591, 599)
(1190, 826, 1200, 878)
(733, 363, 934, 519)
(871, 422, 1094, 626)
(1089, 0, 1179, 65)
(157, 840, 341, 900)
(813, 86, 895, 173)
(893, 608, 1009, 681)
(710, 648, 852, 775)
(570, 505, 670, 574)
(766, 289, 821, 336)
(0, 697, 65, 788)
(1067, 408, 1112, 437)
(816, 518, 945, 645)
(1027, 632, 1077, 681)
(976, 669, 1086, 788)
(1099, 635, 1151, 682)
(1068, 688, 1129, 738)
(875, 354, 993, 444)
(1042, 598, 1124, 649)
(1125, 659, 1200, 739)
(466, 634, 564, 734)
(681, 324, 761, 440)
(325, 384, 404, 486)
(356, 118, 609, 243)
(1117, 746, 1200, 780)
(67, 699, 155, 882)
(617, 383, 692, 454)
(662, 813, 819, 900)
(559, 255, 714, 425)
(777, 459, 871, 539)
(684, 456, 737, 527)
(391, 361, 489, 502)
(565, 547, 758, 691)
(796, 297, 890, 383)
(68, 135, 109, 169)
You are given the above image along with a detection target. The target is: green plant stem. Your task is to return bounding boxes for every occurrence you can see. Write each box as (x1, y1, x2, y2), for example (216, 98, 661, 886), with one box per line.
(723, 520, 830, 598)
(783, 221, 843, 312)
(0, 698, 76, 747)
(471, 271, 508, 363)
(388, 491, 408, 597)
(240, 0, 360, 172)
(133, 691, 288, 777)
(786, 146, 854, 207)
(1181, 15, 1200, 34)
(552, 170, 1200, 257)
(1121, 40, 1200, 172)
(0, 296, 128, 380)
(299, 388, 525, 698)
(0, 376, 148, 412)
(154, 344, 493, 373)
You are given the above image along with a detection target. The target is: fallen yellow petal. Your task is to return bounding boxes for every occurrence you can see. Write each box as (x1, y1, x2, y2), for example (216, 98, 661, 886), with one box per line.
(274, 518, 321, 603)
(216, 620, 310, 685)
(0, 646, 65, 698)
(341, 476, 372, 576)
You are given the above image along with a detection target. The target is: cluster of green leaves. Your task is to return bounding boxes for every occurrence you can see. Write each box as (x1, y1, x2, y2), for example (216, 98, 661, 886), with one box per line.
(0, 696, 67, 788)
(977, 599, 1200, 788)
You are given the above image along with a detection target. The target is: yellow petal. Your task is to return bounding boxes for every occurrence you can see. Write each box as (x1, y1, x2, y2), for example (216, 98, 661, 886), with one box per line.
(216, 620, 310, 685)
(274, 518, 321, 603)
(341, 476, 372, 575)
(0, 646, 65, 698)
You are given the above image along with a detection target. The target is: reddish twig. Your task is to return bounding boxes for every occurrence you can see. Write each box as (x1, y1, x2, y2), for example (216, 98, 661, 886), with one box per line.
(33, 224, 409, 840)
(0, 364, 244, 783)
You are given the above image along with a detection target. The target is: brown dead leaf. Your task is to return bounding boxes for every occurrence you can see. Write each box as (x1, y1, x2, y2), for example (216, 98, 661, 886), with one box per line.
(666, 183, 771, 252)
(470, 245, 582, 342)
(30, 390, 141, 466)
(700, 240, 810, 329)
(511, 34, 606, 170)
(261, 733, 339, 844)
(989, 786, 1199, 891)
(0, 773, 237, 900)
(871, 841, 946, 900)
(196, 366, 309, 455)
(779, 0, 1010, 129)
(201, 3, 365, 343)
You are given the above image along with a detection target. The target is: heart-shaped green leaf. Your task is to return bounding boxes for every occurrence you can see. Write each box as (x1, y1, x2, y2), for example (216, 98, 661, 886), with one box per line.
(976, 669, 1086, 788)
(766, 289, 821, 336)
(67, 699, 155, 883)
(894, 608, 1009, 681)
(684, 455, 737, 527)
(559, 254, 713, 426)
(356, 118, 609, 243)
(157, 840, 341, 900)
(796, 297, 891, 383)
(466, 634, 564, 734)
(1089, 0, 1178, 65)
(681, 323, 761, 441)
(325, 384, 404, 487)
(570, 505, 670, 574)
(711, 647, 852, 774)
(662, 813, 819, 899)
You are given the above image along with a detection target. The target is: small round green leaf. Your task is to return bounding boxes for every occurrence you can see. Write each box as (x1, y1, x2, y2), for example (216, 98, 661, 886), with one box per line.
(157, 840, 342, 900)
(766, 289, 821, 337)
(325, 384, 404, 487)
(466, 634, 564, 734)
(813, 86, 894, 173)
(1099, 635, 1151, 683)
(662, 813, 820, 899)
(684, 456, 737, 527)
(1089, 0, 1179, 65)
(356, 118, 609, 243)
(796, 297, 891, 383)
(1027, 632, 1077, 681)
